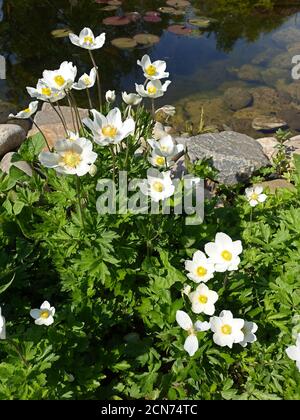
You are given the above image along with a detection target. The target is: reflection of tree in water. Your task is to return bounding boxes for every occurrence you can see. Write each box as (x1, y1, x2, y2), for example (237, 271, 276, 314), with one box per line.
(1, 0, 300, 105)
(196, 0, 300, 52)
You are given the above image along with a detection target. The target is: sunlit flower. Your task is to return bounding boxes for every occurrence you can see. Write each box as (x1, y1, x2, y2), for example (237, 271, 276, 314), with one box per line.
(176, 310, 198, 356)
(286, 333, 300, 372)
(149, 152, 172, 169)
(245, 186, 267, 207)
(141, 170, 175, 202)
(155, 105, 176, 117)
(122, 92, 142, 106)
(27, 79, 66, 102)
(194, 320, 211, 332)
(73, 68, 97, 90)
(182, 285, 192, 296)
(0, 307, 6, 340)
(83, 108, 135, 146)
(105, 90, 116, 104)
(135, 80, 171, 99)
(205, 232, 243, 272)
(210, 310, 244, 348)
(189, 283, 218, 316)
(30, 301, 55, 326)
(185, 250, 215, 283)
(152, 122, 172, 140)
(69, 27, 106, 50)
(239, 321, 258, 347)
(9, 101, 38, 119)
(148, 135, 184, 158)
(43, 61, 77, 91)
(66, 130, 80, 141)
(39, 137, 97, 176)
(137, 55, 169, 80)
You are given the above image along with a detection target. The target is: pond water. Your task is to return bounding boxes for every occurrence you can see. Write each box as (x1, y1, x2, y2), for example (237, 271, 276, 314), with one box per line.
(1, 0, 300, 136)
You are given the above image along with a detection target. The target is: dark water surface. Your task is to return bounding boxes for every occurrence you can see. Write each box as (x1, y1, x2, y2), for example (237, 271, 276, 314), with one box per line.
(1, 0, 300, 134)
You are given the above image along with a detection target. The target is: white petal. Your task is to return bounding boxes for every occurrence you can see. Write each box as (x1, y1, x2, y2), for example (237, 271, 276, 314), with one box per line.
(41, 301, 51, 310)
(286, 345, 300, 362)
(194, 321, 210, 332)
(184, 335, 198, 356)
(176, 310, 193, 331)
(30, 309, 41, 320)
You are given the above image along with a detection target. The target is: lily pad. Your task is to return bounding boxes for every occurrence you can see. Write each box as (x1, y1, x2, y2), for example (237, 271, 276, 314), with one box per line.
(144, 15, 162, 23)
(108, 0, 122, 5)
(111, 37, 137, 49)
(51, 28, 72, 38)
(158, 6, 185, 15)
(133, 33, 160, 46)
(145, 11, 160, 16)
(166, 0, 190, 7)
(125, 11, 141, 22)
(100, 5, 118, 11)
(188, 17, 214, 29)
(103, 16, 131, 26)
(167, 25, 192, 35)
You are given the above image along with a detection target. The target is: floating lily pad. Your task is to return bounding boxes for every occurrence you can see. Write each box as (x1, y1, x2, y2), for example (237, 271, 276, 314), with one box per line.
(188, 17, 214, 29)
(95, 0, 109, 3)
(51, 28, 72, 38)
(108, 0, 122, 5)
(133, 33, 160, 46)
(166, 0, 190, 7)
(125, 11, 141, 22)
(158, 6, 185, 15)
(145, 11, 161, 16)
(144, 15, 162, 23)
(100, 5, 118, 11)
(103, 16, 131, 25)
(167, 25, 192, 35)
(111, 37, 137, 49)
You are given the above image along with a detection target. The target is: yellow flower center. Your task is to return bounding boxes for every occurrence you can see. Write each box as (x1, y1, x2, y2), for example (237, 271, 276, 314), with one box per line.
(250, 193, 259, 201)
(221, 324, 232, 335)
(152, 181, 164, 193)
(41, 87, 52, 96)
(221, 250, 232, 261)
(40, 310, 50, 319)
(198, 295, 208, 304)
(147, 85, 157, 95)
(102, 125, 117, 138)
(83, 76, 91, 86)
(84, 36, 94, 44)
(24, 108, 31, 113)
(61, 150, 82, 168)
(146, 65, 157, 76)
(155, 156, 165, 166)
(196, 266, 207, 277)
(54, 75, 66, 87)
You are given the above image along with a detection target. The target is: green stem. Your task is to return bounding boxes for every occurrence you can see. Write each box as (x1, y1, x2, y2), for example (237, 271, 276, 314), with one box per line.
(151, 98, 155, 118)
(109, 144, 116, 183)
(86, 87, 93, 109)
(30, 118, 51, 151)
(89, 50, 102, 111)
(76, 176, 85, 228)
(49, 102, 68, 137)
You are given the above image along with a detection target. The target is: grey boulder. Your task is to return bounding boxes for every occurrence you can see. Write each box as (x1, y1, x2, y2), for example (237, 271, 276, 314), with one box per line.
(0, 124, 26, 157)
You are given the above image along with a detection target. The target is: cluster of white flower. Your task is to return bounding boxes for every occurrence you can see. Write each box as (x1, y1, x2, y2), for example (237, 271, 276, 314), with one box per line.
(177, 232, 258, 356)
(286, 333, 300, 372)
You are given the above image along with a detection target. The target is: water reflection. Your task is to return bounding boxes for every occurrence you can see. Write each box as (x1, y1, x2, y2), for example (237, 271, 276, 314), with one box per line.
(1, 0, 300, 136)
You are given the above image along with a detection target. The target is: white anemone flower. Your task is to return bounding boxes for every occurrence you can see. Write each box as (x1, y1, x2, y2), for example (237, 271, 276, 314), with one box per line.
(286, 333, 300, 372)
(73, 68, 97, 90)
(0, 307, 6, 340)
(155, 105, 176, 117)
(210, 310, 244, 348)
(30, 301, 55, 326)
(137, 55, 169, 80)
(189, 283, 218, 316)
(152, 122, 173, 140)
(135, 80, 171, 99)
(239, 321, 258, 347)
(43, 61, 77, 91)
(148, 135, 184, 158)
(149, 152, 173, 169)
(83, 108, 135, 146)
(245, 186, 267, 207)
(66, 130, 80, 141)
(9, 101, 38, 119)
(185, 250, 215, 283)
(39, 137, 97, 176)
(105, 90, 116, 104)
(141, 171, 175, 202)
(27, 79, 66, 102)
(122, 92, 142, 106)
(204, 232, 243, 272)
(69, 27, 106, 50)
(176, 310, 198, 356)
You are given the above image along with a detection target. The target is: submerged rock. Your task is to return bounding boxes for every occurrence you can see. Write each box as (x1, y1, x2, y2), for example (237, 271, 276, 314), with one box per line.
(272, 28, 300, 48)
(252, 116, 287, 132)
(279, 108, 300, 131)
(223, 87, 253, 111)
(175, 131, 269, 185)
(0, 124, 26, 157)
(236, 65, 263, 83)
